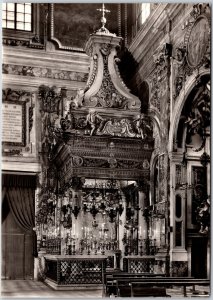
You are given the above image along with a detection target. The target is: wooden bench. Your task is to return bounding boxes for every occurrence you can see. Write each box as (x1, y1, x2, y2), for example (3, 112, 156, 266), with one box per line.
(104, 273, 165, 297)
(115, 277, 174, 298)
(130, 278, 210, 297)
(129, 286, 168, 297)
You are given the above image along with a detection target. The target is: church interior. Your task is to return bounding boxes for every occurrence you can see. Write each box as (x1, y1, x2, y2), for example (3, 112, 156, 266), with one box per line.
(1, 2, 211, 298)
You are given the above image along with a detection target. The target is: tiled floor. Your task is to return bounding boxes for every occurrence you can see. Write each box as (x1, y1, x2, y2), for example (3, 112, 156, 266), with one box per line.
(1, 280, 210, 298)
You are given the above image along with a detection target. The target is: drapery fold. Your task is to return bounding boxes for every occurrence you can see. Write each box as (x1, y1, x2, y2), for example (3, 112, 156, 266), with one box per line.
(2, 187, 9, 223)
(3, 182, 38, 257)
(2, 187, 7, 202)
(7, 188, 35, 232)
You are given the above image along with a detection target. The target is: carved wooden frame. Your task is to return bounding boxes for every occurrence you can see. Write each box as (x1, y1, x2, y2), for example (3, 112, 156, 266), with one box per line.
(2, 100, 26, 147)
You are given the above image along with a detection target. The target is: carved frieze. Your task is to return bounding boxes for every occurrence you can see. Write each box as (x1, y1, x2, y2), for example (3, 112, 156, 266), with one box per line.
(70, 156, 151, 170)
(59, 110, 153, 139)
(60, 167, 150, 184)
(3, 38, 30, 47)
(51, 132, 153, 184)
(97, 118, 136, 137)
(3, 64, 88, 82)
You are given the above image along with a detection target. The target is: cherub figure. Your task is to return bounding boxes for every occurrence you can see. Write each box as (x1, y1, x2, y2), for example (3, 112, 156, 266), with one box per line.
(86, 110, 104, 135)
(70, 89, 84, 110)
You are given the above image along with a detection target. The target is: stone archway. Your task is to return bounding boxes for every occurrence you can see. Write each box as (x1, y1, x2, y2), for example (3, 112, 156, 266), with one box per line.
(168, 73, 210, 278)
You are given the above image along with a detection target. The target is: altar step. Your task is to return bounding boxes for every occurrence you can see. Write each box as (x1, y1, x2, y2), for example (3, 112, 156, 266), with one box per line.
(1, 279, 103, 298)
(45, 278, 103, 291)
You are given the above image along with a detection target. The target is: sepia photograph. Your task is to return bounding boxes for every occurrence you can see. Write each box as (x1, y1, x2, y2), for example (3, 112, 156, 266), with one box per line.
(1, 1, 211, 298)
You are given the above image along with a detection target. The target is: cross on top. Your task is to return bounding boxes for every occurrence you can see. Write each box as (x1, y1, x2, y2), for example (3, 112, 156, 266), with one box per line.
(97, 3, 110, 30)
(97, 3, 110, 19)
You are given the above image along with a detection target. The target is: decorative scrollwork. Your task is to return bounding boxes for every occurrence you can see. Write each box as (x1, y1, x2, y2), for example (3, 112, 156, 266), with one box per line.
(29, 106, 34, 133)
(97, 118, 136, 138)
(72, 156, 84, 167)
(38, 85, 62, 114)
(3, 88, 31, 103)
(190, 3, 210, 20)
(150, 49, 169, 111)
(90, 54, 130, 109)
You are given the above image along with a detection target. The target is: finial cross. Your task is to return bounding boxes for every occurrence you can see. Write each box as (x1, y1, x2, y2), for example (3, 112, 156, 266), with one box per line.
(97, 3, 110, 19)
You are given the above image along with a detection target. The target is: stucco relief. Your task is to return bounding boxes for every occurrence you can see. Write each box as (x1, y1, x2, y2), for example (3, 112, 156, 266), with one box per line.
(2, 64, 88, 82)
(172, 4, 210, 101)
(149, 51, 168, 112)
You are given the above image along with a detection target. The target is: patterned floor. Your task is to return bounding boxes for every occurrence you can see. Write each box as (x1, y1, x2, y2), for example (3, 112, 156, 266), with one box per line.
(1, 280, 210, 298)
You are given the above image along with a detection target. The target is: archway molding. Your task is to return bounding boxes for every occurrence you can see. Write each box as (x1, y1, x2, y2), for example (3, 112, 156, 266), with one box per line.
(168, 68, 210, 154)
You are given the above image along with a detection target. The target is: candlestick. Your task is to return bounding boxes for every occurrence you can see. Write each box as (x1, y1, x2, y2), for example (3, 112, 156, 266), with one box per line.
(139, 226, 142, 238)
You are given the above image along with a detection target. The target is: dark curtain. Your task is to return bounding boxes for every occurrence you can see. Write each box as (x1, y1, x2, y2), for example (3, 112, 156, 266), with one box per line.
(2, 174, 38, 257)
(2, 187, 7, 201)
(2, 187, 9, 223)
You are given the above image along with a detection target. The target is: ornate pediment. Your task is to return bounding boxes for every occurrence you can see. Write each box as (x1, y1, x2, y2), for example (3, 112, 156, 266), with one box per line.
(69, 33, 141, 112)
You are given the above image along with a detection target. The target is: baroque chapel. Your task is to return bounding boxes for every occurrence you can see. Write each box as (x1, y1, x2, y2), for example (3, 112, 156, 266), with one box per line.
(1, 2, 211, 297)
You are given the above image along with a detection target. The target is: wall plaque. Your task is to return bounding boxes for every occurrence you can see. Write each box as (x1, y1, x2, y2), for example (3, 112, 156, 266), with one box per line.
(2, 101, 26, 146)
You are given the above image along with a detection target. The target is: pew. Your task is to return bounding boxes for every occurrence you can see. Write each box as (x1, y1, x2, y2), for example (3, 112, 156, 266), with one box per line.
(104, 273, 165, 297)
(105, 276, 209, 297)
(129, 278, 210, 297)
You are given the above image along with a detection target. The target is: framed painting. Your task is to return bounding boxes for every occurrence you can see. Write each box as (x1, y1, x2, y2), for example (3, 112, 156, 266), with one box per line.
(50, 3, 120, 51)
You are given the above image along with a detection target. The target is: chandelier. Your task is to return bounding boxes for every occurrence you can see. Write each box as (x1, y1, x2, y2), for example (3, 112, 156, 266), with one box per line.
(82, 179, 124, 222)
(61, 190, 81, 228)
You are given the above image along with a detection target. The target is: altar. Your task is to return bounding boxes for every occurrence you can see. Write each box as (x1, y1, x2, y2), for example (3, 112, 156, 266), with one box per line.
(44, 255, 107, 289)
